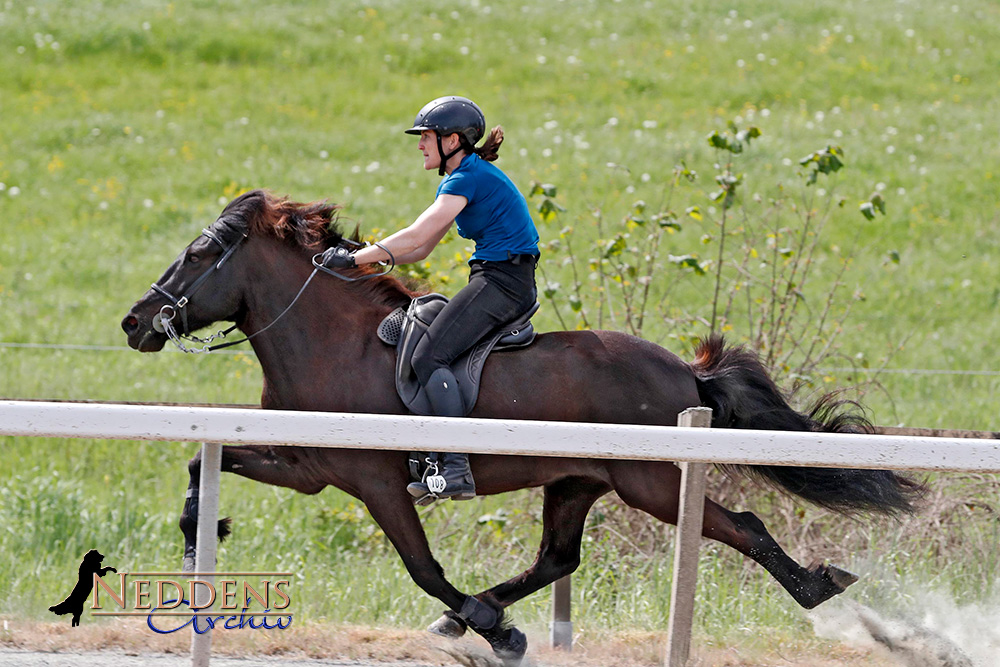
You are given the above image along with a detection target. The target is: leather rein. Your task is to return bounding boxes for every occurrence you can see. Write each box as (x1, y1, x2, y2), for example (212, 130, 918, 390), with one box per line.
(151, 225, 394, 354)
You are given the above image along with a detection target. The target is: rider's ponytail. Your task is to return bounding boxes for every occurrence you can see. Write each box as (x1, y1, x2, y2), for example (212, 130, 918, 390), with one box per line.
(468, 125, 504, 162)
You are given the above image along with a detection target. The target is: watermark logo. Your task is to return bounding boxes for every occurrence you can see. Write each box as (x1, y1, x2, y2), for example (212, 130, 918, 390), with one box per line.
(49, 549, 117, 627)
(49, 549, 294, 633)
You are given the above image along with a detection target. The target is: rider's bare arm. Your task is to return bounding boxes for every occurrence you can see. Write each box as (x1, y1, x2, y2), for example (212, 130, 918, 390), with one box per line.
(354, 194, 467, 266)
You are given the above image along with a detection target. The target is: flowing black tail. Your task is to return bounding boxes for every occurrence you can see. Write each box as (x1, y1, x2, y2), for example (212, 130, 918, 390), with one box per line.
(690, 335, 925, 516)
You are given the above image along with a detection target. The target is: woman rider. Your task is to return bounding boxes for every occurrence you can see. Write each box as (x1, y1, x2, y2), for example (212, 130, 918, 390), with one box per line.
(322, 96, 540, 501)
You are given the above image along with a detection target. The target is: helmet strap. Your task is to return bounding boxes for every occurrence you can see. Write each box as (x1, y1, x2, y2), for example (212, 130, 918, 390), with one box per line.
(436, 133, 463, 176)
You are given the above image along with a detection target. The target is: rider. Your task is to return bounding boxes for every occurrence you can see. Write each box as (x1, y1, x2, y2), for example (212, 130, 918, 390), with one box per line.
(322, 96, 540, 501)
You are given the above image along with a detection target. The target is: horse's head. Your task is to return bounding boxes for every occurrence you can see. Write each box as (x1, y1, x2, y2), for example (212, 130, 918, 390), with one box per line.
(121, 189, 345, 353)
(121, 215, 250, 352)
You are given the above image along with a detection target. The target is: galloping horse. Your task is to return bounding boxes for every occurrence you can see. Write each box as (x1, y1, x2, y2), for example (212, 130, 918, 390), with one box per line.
(122, 190, 922, 663)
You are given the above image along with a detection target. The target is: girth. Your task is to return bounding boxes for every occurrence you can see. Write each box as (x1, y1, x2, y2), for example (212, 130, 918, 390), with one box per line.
(377, 293, 539, 417)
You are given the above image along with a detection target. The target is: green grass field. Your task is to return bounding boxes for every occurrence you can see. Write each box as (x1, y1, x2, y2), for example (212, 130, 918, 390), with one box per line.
(2, 0, 999, 659)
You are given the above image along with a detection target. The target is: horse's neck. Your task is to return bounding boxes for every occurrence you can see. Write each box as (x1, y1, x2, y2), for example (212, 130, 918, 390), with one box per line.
(242, 249, 401, 412)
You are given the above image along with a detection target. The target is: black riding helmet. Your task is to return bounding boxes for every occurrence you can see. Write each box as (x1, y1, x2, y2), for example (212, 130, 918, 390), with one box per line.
(405, 96, 486, 175)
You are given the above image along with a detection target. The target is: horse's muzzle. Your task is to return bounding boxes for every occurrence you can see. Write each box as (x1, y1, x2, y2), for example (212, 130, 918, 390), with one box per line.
(121, 311, 167, 352)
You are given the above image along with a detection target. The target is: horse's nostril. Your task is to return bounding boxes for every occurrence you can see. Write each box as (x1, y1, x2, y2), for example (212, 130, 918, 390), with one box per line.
(122, 315, 139, 333)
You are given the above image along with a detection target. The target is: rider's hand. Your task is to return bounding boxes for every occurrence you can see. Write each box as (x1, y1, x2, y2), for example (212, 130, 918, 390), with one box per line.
(321, 246, 357, 269)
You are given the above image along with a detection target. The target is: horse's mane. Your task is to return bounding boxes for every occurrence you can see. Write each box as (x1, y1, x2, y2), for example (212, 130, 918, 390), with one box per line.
(222, 189, 418, 308)
(222, 188, 346, 249)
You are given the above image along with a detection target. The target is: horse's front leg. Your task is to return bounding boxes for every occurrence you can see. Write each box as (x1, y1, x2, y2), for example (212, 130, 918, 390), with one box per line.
(428, 476, 610, 640)
(179, 445, 326, 571)
(360, 484, 528, 666)
(179, 447, 228, 572)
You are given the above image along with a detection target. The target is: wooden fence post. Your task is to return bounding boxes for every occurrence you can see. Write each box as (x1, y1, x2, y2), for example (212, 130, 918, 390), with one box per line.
(665, 407, 712, 667)
(551, 575, 573, 650)
(191, 442, 222, 667)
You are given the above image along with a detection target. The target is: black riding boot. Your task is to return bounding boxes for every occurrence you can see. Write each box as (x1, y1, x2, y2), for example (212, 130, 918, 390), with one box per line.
(406, 368, 476, 501)
(406, 451, 476, 501)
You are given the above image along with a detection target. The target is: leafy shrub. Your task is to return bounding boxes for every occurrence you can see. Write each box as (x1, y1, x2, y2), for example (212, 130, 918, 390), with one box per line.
(530, 122, 890, 396)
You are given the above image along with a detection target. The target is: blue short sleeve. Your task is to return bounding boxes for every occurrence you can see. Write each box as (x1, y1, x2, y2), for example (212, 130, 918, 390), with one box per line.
(436, 170, 476, 202)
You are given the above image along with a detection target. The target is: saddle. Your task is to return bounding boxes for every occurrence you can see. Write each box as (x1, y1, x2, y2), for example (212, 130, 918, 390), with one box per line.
(377, 293, 539, 417)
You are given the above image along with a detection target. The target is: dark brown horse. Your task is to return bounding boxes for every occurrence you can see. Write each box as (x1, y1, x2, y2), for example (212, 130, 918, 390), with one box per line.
(122, 190, 922, 663)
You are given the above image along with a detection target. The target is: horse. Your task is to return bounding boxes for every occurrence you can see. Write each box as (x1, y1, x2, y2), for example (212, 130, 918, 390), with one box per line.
(121, 189, 923, 663)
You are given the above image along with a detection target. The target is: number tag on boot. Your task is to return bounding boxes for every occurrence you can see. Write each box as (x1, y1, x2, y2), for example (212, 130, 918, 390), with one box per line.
(427, 475, 447, 494)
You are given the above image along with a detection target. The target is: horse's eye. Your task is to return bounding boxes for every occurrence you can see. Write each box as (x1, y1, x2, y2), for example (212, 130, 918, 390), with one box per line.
(188, 254, 201, 264)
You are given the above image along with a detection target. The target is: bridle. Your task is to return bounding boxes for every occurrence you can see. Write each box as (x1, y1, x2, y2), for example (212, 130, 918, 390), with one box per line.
(150, 222, 394, 354)
(150, 225, 245, 348)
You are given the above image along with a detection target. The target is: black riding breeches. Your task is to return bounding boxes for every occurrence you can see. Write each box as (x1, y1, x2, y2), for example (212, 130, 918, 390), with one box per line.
(411, 256, 538, 388)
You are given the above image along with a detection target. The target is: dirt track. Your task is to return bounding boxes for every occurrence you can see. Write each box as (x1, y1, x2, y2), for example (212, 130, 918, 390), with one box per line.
(0, 620, 898, 666)
(0, 649, 447, 667)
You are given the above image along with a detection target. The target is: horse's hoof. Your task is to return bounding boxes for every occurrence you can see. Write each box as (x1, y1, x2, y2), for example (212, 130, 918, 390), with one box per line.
(827, 564, 860, 590)
(797, 562, 860, 609)
(427, 612, 467, 639)
(495, 627, 527, 667)
(182, 555, 196, 573)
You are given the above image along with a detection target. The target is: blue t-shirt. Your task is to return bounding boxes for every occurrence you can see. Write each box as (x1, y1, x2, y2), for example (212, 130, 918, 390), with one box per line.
(436, 154, 540, 262)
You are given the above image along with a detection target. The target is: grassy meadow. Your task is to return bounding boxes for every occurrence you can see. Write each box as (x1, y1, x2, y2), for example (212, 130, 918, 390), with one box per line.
(2, 0, 999, 659)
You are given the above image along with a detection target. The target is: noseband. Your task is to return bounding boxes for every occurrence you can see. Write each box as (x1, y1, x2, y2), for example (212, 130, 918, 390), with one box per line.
(150, 225, 394, 354)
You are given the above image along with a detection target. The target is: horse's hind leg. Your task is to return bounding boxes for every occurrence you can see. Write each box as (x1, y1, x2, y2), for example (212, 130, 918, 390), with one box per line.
(607, 460, 857, 609)
(180, 445, 325, 571)
(360, 486, 529, 665)
(429, 476, 610, 639)
(701, 502, 858, 609)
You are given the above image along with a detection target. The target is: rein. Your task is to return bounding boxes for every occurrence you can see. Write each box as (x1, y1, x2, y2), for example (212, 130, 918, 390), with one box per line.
(152, 228, 394, 354)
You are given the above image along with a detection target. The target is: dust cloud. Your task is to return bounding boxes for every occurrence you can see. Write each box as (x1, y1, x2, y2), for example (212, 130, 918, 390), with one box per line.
(808, 588, 1000, 667)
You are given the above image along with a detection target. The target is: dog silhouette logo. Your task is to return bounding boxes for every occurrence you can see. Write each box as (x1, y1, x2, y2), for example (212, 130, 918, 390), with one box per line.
(49, 549, 117, 627)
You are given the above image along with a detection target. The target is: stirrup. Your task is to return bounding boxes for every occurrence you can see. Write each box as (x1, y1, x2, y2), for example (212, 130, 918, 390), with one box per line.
(413, 492, 439, 506)
(409, 486, 474, 505)
(408, 458, 443, 504)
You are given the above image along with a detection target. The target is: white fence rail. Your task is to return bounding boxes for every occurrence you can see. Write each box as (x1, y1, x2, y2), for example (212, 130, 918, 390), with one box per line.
(2, 399, 1000, 667)
(3, 400, 1000, 470)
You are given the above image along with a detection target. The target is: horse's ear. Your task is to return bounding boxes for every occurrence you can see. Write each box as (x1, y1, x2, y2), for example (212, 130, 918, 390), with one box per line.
(349, 224, 362, 245)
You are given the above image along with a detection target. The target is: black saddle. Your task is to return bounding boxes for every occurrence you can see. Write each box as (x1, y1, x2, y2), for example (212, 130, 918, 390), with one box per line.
(377, 293, 538, 417)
